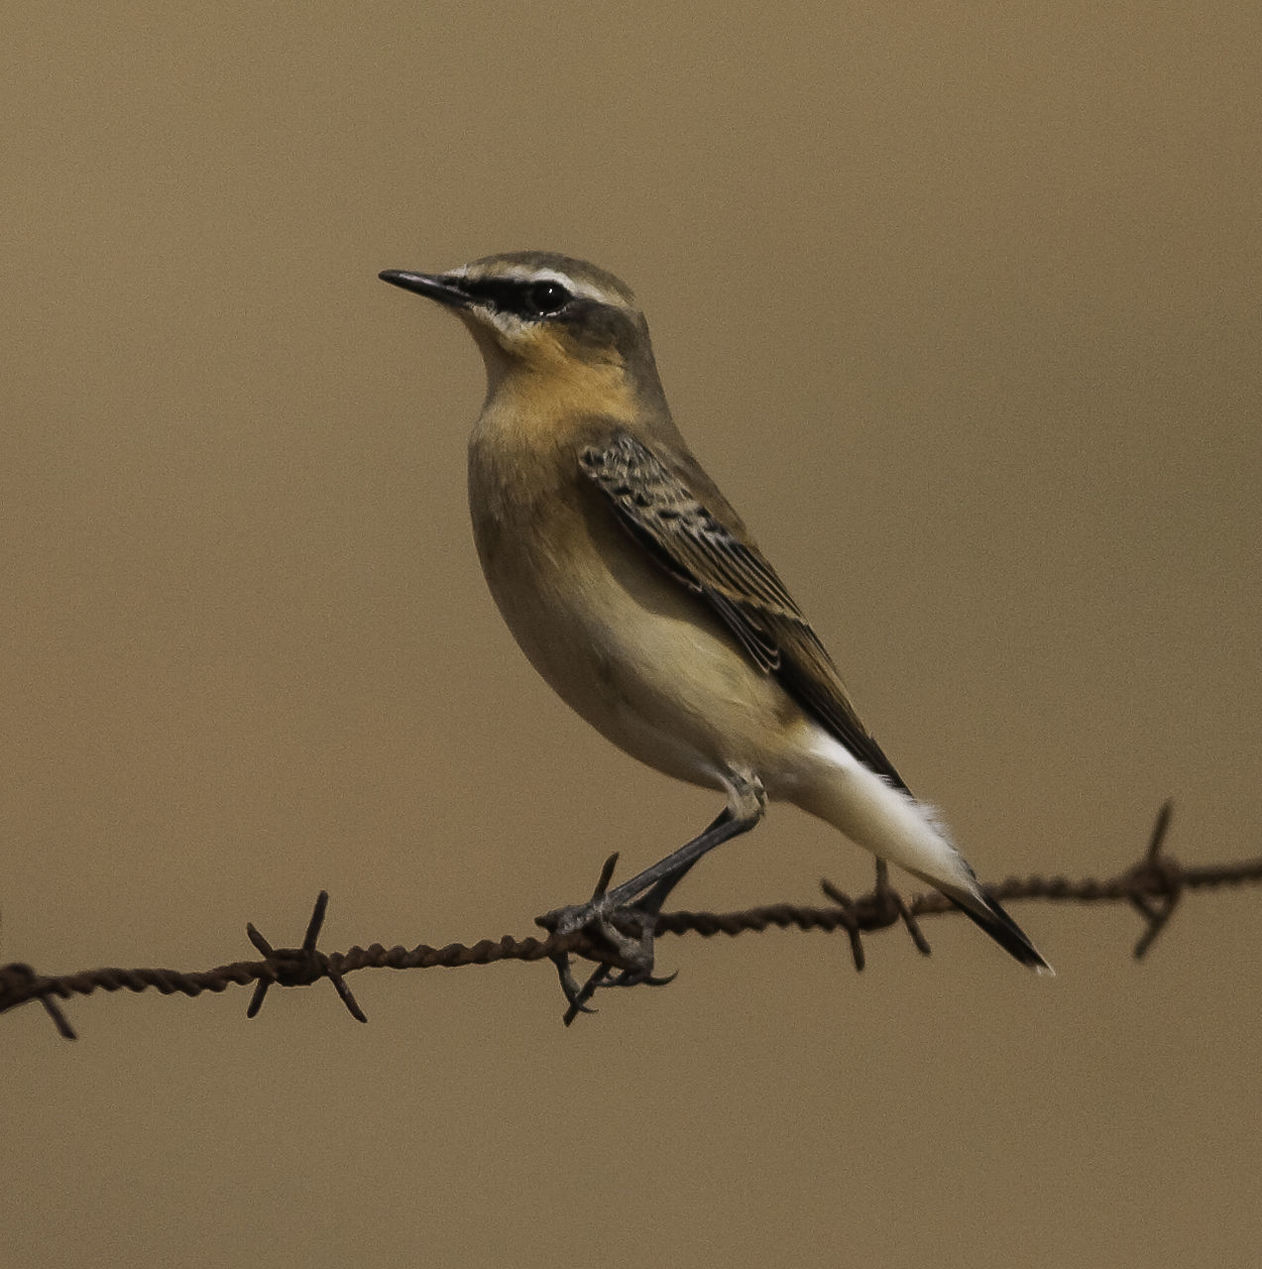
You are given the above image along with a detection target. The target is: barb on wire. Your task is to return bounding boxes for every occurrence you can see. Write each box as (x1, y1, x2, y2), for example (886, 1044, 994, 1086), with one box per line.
(245, 890, 366, 1024)
(1126, 799, 1181, 958)
(3, 801, 1260, 1038)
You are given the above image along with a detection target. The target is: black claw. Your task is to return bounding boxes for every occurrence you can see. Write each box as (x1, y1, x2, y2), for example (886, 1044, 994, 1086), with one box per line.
(562, 964, 610, 1025)
(603, 966, 679, 989)
(551, 952, 581, 1001)
(639, 968, 678, 987)
(551, 952, 600, 1016)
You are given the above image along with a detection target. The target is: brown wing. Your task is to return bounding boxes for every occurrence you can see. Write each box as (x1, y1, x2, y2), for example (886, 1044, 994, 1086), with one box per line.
(580, 432, 910, 792)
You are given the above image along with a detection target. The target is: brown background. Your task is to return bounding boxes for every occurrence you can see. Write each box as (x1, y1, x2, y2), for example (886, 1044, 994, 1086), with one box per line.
(4, 5, 1260, 1266)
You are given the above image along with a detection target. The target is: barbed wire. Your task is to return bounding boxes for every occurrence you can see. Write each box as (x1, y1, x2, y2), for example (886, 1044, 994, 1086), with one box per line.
(2, 802, 1259, 1037)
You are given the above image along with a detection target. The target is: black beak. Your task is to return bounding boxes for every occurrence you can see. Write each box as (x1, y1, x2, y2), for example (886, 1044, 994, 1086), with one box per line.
(378, 270, 472, 308)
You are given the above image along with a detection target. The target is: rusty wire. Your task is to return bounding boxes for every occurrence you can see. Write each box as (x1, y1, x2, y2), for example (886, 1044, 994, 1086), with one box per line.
(3, 802, 1260, 1038)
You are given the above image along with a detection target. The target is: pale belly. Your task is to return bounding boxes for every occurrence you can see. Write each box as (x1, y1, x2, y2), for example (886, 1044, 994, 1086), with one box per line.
(473, 494, 808, 795)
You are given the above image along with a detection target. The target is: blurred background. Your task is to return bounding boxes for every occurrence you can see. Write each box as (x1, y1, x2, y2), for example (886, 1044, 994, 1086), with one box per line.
(3, 4, 1260, 1266)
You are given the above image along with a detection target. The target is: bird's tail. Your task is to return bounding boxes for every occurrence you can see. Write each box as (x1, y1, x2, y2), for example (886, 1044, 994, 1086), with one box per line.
(792, 732, 1054, 974)
(927, 878, 1054, 975)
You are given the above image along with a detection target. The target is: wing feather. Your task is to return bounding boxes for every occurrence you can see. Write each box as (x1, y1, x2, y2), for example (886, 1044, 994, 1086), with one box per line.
(580, 433, 910, 791)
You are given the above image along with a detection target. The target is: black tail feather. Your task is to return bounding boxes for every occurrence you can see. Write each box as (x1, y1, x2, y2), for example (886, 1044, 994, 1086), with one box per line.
(948, 890, 1054, 974)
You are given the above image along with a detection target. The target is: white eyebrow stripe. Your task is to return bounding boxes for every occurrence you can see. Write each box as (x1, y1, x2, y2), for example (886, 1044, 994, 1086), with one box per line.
(454, 265, 621, 307)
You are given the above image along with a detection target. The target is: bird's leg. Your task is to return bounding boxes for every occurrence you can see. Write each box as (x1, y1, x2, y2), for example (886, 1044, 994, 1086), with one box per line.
(595, 811, 733, 993)
(539, 776, 765, 1021)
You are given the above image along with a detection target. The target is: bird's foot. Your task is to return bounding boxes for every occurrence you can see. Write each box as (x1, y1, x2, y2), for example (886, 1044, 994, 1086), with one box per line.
(537, 853, 677, 1025)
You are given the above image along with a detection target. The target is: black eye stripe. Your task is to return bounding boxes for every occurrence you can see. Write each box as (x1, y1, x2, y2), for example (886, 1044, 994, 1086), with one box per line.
(459, 276, 573, 319)
(459, 277, 526, 308)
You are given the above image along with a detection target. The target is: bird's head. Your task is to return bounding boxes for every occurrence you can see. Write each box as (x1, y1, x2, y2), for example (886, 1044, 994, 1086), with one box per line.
(380, 252, 664, 411)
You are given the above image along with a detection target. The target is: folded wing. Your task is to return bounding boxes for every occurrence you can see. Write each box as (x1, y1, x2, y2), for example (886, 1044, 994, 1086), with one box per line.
(580, 432, 910, 792)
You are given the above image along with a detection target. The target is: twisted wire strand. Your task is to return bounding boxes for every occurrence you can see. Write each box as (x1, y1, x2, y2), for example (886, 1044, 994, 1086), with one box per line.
(3, 802, 1259, 1037)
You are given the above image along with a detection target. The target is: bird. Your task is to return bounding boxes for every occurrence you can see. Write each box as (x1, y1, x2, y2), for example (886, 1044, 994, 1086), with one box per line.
(379, 251, 1052, 1011)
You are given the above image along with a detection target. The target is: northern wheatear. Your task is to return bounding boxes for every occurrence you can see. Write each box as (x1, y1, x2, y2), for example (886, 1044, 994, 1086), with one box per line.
(380, 252, 1051, 1008)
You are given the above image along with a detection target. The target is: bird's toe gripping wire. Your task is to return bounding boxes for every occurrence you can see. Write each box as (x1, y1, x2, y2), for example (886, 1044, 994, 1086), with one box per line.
(538, 853, 673, 1025)
(537, 796, 762, 1024)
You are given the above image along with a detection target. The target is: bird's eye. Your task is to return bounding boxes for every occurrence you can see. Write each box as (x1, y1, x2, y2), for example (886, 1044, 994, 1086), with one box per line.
(524, 280, 572, 316)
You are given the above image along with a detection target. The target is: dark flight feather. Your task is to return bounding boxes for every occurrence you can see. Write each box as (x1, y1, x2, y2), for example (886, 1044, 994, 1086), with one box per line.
(580, 432, 911, 793)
